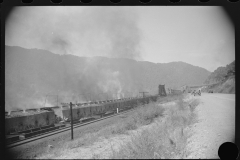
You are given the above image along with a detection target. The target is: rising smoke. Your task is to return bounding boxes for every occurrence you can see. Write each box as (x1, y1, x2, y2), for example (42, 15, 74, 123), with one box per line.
(5, 7, 144, 111)
(6, 6, 142, 59)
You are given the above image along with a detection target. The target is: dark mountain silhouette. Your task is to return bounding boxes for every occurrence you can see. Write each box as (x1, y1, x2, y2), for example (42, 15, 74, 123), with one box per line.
(204, 61, 235, 84)
(203, 61, 235, 93)
(5, 45, 210, 111)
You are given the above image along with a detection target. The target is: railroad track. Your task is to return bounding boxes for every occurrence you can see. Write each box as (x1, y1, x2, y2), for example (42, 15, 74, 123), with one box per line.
(6, 106, 139, 149)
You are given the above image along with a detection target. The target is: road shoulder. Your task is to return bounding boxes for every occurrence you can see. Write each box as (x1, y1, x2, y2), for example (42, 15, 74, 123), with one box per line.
(185, 93, 235, 159)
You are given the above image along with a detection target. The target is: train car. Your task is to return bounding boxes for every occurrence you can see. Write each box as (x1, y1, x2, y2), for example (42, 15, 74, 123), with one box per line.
(126, 98, 134, 109)
(94, 105, 103, 115)
(89, 105, 97, 115)
(105, 100, 117, 113)
(102, 103, 110, 113)
(60, 105, 92, 121)
(5, 93, 159, 138)
(5, 110, 55, 134)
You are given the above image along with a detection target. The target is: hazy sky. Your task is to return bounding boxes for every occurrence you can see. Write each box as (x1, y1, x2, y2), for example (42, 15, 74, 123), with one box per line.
(5, 6, 234, 72)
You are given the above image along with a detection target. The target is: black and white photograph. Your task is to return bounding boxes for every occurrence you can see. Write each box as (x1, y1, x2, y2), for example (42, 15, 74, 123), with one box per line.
(4, 6, 235, 159)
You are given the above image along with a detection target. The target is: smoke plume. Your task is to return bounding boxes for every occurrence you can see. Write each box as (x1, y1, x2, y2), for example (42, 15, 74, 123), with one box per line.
(5, 7, 144, 111)
(6, 6, 142, 60)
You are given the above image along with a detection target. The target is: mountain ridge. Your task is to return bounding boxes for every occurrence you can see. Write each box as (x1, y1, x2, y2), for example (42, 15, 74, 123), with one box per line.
(203, 60, 235, 93)
(204, 60, 235, 84)
(5, 45, 211, 110)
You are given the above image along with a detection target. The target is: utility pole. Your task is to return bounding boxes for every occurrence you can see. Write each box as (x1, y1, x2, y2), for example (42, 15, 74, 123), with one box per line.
(57, 95, 58, 107)
(70, 102, 74, 140)
(43, 95, 48, 108)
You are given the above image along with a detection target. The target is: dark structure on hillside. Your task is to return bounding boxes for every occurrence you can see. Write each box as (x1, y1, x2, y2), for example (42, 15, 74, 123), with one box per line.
(158, 84, 167, 96)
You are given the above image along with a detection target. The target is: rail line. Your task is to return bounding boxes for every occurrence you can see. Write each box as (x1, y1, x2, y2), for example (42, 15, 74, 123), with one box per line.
(6, 106, 139, 149)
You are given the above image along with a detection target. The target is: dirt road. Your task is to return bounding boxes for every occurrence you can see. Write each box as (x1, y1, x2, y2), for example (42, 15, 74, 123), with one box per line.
(186, 93, 235, 159)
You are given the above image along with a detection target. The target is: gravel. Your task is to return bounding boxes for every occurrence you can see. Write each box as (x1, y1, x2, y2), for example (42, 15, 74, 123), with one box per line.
(185, 93, 235, 159)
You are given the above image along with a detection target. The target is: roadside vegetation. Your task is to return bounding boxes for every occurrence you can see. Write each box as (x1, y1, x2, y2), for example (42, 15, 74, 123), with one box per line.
(38, 94, 199, 159)
(110, 96, 199, 159)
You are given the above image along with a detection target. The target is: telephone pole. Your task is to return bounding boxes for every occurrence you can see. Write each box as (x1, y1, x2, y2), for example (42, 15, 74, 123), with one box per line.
(57, 95, 58, 107)
(43, 95, 48, 107)
(70, 102, 74, 140)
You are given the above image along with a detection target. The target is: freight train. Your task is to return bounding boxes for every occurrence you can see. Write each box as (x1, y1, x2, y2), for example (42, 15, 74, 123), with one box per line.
(5, 95, 159, 135)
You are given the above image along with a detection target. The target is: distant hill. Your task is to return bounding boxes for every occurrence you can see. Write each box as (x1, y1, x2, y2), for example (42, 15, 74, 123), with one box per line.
(203, 61, 235, 93)
(5, 45, 210, 111)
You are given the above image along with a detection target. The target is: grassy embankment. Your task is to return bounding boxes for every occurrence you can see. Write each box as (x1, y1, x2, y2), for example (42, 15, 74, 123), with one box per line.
(39, 94, 199, 159)
(110, 94, 199, 159)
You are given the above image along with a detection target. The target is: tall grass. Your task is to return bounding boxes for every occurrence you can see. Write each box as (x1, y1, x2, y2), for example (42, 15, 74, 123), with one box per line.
(39, 94, 199, 159)
(156, 93, 186, 105)
(38, 101, 165, 159)
(98, 102, 165, 137)
(132, 103, 165, 126)
(110, 97, 200, 159)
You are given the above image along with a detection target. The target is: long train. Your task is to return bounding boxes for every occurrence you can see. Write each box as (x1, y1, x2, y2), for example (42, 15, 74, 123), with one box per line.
(5, 95, 159, 135)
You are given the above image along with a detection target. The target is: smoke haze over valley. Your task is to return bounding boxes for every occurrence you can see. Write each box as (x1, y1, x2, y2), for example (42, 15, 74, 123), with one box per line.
(3, 7, 236, 160)
(6, 6, 234, 72)
(5, 46, 210, 111)
(6, 7, 142, 60)
(5, 6, 234, 111)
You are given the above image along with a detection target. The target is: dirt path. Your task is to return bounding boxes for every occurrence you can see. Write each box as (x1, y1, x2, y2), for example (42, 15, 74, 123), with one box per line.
(186, 93, 235, 159)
